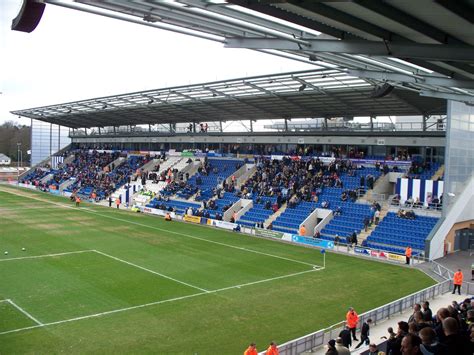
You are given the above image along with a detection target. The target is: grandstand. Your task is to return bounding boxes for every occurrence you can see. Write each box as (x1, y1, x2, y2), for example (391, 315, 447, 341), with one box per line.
(4, 0, 474, 354)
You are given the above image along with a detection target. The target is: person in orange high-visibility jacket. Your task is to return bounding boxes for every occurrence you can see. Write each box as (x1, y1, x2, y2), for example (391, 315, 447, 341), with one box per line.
(346, 307, 359, 341)
(452, 269, 463, 295)
(244, 343, 257, 355)
(266, 342, 279, 355)
(405, 246, 412, 265)
(299, 225, 307, 236)
(115, 197, 121, 209)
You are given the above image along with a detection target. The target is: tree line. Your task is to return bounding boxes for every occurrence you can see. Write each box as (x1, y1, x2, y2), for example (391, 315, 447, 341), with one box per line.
(0, 121, 31, 164)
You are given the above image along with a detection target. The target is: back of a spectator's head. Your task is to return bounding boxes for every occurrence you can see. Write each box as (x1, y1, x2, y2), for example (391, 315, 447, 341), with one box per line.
(335, 337, 343, 345)
(414, 311, 424, 322)
(398, 321, 409, 334)
(442, 317, 459, 336)
(436, 307, 450, 321)
(418, 326, 436, 344)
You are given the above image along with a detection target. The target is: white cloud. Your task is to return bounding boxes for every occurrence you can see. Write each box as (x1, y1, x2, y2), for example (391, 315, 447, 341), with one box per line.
(0, 0, 313, 126)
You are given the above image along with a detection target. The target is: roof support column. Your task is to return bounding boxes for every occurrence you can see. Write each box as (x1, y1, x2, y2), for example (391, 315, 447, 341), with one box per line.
(284, 118, 288, 132)
(219, 121, 223, 133)
(324, 117, 328, 131)
(370, 115, 375, 132)
(250, 120, 253, 132)
(423, 115, 428, 132)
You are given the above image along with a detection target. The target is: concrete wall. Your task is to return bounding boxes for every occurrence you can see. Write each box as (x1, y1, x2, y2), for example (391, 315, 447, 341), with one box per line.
(300, 208, 333, 236)
(428, 175, 474, 260)
(224, 199, 251, 222)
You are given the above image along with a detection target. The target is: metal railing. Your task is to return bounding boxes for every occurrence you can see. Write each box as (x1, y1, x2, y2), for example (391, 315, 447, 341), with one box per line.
(272, 280, 452, 355)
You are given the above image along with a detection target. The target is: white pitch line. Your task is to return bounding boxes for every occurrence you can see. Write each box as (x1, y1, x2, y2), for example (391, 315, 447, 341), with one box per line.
(93, 250, 209, 293)
(0, 250, 93, 262)
(0, 206, 66, 211)
(0, 187, 321, 269)
(0, 267, 322, 336)
(88, 214, 317, 268)
(7, 299, 43, 326)
(0, 299, 9, 303)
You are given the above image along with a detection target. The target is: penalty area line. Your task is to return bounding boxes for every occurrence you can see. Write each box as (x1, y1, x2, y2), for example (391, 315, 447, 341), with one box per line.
(0, 267, 322, 336)
(92, 250, 209, 293)
(0, 250, 94, 262)
(7, 299, 43, 326)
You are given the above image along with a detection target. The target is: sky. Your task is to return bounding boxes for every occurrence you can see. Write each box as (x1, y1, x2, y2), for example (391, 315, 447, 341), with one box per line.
(0, 0, 315, 126)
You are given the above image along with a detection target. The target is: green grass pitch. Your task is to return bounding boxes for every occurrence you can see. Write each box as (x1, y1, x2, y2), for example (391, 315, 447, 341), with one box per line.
(0, 185, 435, 354)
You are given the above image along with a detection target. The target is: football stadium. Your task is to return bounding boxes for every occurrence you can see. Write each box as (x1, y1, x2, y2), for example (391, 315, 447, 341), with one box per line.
(2, 1, 473, 354)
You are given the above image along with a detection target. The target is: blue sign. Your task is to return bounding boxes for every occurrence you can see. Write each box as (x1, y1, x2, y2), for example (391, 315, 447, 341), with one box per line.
(291, 235, 335, 249)
(354, 247, 370, 255)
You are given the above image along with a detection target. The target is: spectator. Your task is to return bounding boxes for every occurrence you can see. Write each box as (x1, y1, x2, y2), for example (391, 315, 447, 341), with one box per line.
(408, 304, 422, 324)
(351, 231, 358, 247)
(412, 311, 430, 332)
(335, 337, 350, 355)
(355, 318, 372, 349)
(374, 209, 380, 225)
(421, 301, 433, 323)
(452, 269, 463, 295)
(405, 246, 412, 265)
(244, 343, 258, 355)
(401, 333, 422, 355)
(339, 325, 352, 348)
(364, 217, 370, 232)
(299, 225, 307, 236)
(346, 307, 359, 341)
(325, 339, 338, 355)
(367, 343, 379, 355)
(387, 321, 408, 355)
(418, 327, 447, 355)
(265, 342, 279, 355)
(442, 317, 472, 354)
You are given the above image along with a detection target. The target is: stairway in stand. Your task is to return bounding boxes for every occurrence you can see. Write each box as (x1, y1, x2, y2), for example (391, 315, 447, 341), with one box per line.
(264, 202, 287, 228)
(357, 205, 389, 245)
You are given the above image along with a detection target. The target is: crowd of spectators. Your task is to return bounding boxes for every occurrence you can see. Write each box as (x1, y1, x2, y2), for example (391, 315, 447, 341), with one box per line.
(241, 156, 363, 208)
(323, 297, 474, 355)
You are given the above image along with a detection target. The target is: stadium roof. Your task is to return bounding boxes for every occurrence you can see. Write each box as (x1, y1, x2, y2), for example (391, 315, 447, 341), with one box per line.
(15, 0, 473, 128)
(12, 69, 446, 129)
(46, 0, 473, 100)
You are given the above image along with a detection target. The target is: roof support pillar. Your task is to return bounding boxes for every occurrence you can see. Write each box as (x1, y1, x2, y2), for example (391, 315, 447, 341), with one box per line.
(370, 116, 375, 132)
(250, 120, 253, 132)
(423, 115, 428, 132)
(284, 118, 288, 132)
(219, 121, 223, 133)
